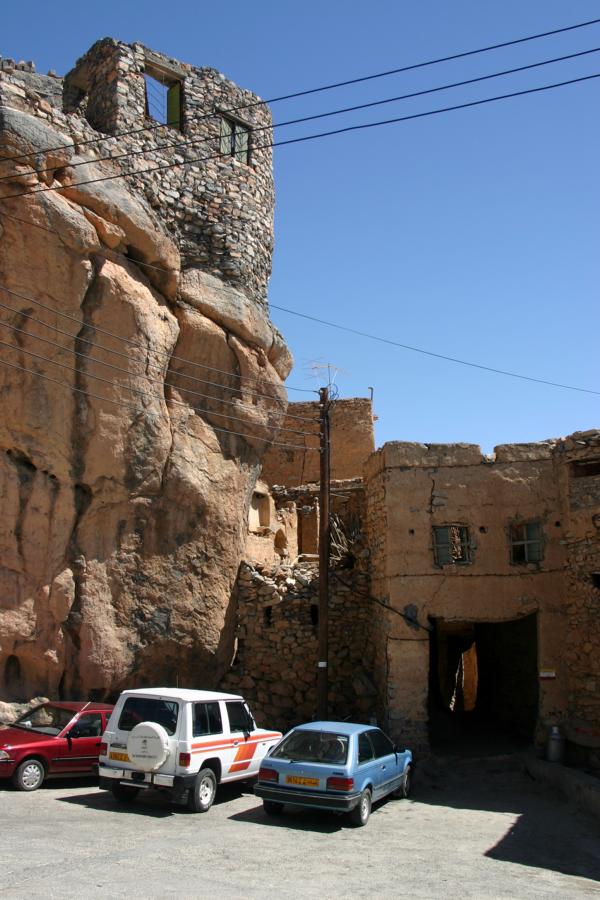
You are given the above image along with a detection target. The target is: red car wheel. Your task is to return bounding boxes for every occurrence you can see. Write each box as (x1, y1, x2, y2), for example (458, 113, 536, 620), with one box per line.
(13, 758, 46, 791)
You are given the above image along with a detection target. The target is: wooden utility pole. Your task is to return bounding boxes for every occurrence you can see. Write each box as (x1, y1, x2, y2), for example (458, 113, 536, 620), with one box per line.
(317, 386, 331, 720)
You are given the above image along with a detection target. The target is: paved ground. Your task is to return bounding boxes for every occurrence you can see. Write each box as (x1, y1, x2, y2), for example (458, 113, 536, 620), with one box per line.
(1, 758, 599, 899)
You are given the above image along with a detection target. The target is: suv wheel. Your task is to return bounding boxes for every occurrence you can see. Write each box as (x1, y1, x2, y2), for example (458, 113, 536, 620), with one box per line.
(188, 768, 217, 813)
(110, 783, 140, 803)
(13, 758, 45, 791)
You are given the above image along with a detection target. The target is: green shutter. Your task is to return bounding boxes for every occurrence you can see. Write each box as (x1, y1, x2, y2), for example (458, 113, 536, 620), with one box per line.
(167, 82, 181, 130)
(220, 117, 232, 156)
(235, 125, 249, 164)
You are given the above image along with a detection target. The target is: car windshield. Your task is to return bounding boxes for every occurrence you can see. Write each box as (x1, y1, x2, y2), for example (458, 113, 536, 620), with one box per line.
(14, 704, 75, 736)
(117, 697, 179, 736)
(271, 729, 349, 764)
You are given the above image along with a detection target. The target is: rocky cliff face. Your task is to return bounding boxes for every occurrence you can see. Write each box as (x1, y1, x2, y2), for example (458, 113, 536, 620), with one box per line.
(0, 45, 291, 700)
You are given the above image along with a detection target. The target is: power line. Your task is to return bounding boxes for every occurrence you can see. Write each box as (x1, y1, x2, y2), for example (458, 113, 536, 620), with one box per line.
(0, 344, 318, 451)
(0, 299, 317, 422)
(0, 355, 317, 452)
(0, 283, 317, 402)
(0, 220, 318, 403)
(0, 291, 317, 418)
(2, 71, 599, 204)
(0, 315, 317, 438)
(331, 571, 432, 632)
(5, 45, 599, 185)
(270, 305, 600, 397)
(1, 15, 599, 163)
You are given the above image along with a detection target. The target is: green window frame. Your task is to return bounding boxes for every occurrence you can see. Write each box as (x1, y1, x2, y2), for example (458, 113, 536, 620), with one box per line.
(143, 71, 182, 131)
(509, 521, 543, 564)
(433, 525, 471, 566)
(220, 116, 250, 164)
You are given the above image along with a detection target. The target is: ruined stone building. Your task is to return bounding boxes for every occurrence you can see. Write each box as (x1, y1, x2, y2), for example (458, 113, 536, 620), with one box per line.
(237, 398, 600, 765)
(0, 40, 291, 700)
(365, 433, 600, 759)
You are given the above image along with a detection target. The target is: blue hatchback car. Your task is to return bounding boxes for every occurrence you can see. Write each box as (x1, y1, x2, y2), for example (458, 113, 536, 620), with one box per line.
(254, 721, 413, 826)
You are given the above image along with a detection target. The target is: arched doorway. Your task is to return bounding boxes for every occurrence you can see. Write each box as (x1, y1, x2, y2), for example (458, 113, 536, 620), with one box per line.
(4, 654, 25, 699)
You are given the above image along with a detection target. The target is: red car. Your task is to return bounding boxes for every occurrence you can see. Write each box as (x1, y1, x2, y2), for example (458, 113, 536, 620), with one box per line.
(0, 700, 113, 791)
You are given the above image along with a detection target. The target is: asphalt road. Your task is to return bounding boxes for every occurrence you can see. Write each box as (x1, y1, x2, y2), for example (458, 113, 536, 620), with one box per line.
(1, 758, 599, 899)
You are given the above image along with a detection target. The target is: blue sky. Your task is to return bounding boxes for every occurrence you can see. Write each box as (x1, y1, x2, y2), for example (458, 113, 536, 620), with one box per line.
(3, 1, 599, 452)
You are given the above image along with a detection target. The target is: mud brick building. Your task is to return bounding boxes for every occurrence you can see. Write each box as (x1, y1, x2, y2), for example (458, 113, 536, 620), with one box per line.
(364, 432, 600, 759)
(241, 398, 600, 764)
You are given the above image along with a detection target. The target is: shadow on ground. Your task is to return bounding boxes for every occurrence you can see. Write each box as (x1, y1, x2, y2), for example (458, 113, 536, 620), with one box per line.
(227, 797, 384, 833)
(417, 756, 600, 884)
(58, 779, 257, 819)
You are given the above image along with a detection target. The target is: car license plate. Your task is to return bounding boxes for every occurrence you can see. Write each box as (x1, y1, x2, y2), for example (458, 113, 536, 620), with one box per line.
(286, 775, 319, 787)
(109, 751, 130, 762)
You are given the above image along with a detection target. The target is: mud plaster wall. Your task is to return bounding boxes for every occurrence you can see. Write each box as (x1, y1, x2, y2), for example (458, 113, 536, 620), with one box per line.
(261, 397, 375, 487)
(363, 438, 600, 751)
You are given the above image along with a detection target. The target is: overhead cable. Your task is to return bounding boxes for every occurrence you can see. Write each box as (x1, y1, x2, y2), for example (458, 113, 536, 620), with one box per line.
(270, 304, 600, 396)
(1, 15, 599, 162)
(2, 71, 599, 203)
(4, 45, 599, 185)
(0, 345, 317, 451)
(0, 316, 317, 438)
(0, 283, 317, 401)
(0, 292, 317, 418)
(0, 356, 317, 452)
(0, 299, 316, 422)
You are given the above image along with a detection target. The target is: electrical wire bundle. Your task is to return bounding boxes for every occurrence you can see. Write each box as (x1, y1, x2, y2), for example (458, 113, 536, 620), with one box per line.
(0, 14, 599, 439)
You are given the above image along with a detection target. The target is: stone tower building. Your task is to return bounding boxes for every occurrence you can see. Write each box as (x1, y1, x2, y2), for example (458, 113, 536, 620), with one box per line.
(63, 39, 275, 306)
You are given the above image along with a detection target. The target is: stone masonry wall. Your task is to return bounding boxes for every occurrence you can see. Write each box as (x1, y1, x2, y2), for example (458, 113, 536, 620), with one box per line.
(221, 560, 377, 732)
(558, 432, 600, 758)
(364, 434, 600, 753)
(363, 454, 391, 734)
(62, 39, 275, 307)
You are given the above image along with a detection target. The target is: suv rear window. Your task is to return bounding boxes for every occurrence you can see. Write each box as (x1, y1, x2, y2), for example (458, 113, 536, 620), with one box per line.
(118, 698, 179, 736)
(226, 701, 254, 733)
(193, 702, 223, 737)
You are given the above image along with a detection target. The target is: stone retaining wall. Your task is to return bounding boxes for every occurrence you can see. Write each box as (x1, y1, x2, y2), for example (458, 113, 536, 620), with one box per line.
(221, 560, 377, 733)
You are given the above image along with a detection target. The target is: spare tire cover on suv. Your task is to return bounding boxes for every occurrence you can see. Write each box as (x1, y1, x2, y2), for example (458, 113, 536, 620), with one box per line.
(127, 722, 170, 771)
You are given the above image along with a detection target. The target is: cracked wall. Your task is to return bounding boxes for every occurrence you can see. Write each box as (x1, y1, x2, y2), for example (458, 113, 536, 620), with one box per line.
(365, 436, 600, 753)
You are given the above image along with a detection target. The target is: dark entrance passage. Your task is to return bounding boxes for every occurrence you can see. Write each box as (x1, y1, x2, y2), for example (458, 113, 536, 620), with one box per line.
(428, 613, 538, 755)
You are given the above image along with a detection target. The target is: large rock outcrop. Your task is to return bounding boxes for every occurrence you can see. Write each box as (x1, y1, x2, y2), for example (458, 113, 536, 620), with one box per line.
(0, 45, 291, 700)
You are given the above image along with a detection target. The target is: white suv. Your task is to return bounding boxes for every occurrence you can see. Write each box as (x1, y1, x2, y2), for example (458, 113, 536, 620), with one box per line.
(98, 688, 282, 812)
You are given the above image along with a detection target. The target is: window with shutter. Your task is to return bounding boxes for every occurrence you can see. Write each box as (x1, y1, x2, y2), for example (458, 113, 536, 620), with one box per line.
(144, 70, 182, 131)
(220, 115, 251, 164)
(432, 525, 471, 566)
